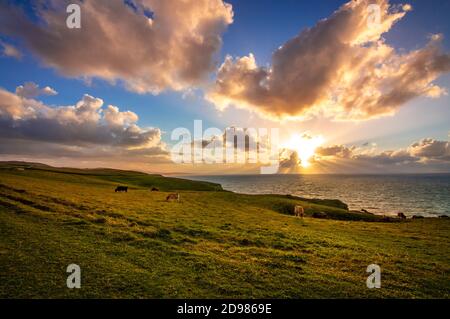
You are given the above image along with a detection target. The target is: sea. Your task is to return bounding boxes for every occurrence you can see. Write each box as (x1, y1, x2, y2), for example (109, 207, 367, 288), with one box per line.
(184, 174, 450, 217)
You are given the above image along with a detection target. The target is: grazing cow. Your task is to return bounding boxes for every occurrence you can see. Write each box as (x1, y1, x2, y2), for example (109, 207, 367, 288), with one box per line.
(294, 205, 304, 218)
(151, 187, 159, 191)
(166, 193, 180, 202)
(115, 186, 128, 192)
(397, 212, 407, 219)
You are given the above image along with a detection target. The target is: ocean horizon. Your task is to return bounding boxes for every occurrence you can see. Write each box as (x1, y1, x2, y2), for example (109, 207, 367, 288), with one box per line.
(183, 173, 450, 217)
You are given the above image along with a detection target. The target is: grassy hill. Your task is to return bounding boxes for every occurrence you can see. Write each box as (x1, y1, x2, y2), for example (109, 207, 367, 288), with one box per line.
(0, 162, 449, 298)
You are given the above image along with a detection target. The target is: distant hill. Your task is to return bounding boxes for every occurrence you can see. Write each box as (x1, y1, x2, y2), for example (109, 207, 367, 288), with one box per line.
(0, 161, 223, 192)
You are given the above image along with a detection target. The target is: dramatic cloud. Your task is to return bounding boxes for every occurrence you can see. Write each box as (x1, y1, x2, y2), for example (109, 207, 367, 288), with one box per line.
(313, 138, 450, 170)
(0, 40, 22, 59)
(16, 82, 57, 99)
(0, 0, 233, 93)
(278, 150, 301, 173)
(207, 0, 450, 120)
(409, 138, 450, 161)
(0, 86, 168, 160)
(316, 145, 355, 159)
(353, 149, 417, 165)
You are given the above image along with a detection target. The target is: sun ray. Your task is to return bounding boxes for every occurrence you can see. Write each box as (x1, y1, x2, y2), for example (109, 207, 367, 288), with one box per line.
(283, 134, 325, 168)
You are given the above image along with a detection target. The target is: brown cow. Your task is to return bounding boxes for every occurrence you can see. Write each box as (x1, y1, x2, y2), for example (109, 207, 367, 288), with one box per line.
(294, 205, 304, 218)
(166, 193, 180, 202)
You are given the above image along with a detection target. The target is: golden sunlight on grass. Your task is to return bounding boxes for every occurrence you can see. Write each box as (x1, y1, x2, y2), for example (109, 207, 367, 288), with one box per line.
(283, 134, 325, 167)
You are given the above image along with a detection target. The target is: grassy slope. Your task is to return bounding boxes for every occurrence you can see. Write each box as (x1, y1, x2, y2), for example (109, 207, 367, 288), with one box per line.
(0, 163, 449, 298)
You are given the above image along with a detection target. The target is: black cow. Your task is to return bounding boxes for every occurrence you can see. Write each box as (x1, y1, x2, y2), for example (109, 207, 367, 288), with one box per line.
(115, 186, 128, 192)
(151, 187, 159, 191)
(397, 212, 407, 219)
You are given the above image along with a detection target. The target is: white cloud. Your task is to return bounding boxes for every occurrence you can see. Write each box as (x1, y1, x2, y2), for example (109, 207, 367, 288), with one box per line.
(0, 0, 233, 93)
(409, 138, 450, 160)
(0, 86, 168, 160)
(104, 105, 139, 127)
(0, 40, 22, 59)
(314, 138, 450, 167)
(16, 82, 57, 99)
(207, 0, 450, 121)
(316, 145, 355, 159)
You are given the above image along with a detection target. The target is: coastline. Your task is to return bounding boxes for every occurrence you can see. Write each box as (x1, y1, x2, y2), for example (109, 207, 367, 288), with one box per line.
(182, 174, 450, 218)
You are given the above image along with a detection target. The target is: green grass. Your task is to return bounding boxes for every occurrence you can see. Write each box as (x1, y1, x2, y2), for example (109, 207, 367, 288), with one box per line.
(0, 162, 449, 298)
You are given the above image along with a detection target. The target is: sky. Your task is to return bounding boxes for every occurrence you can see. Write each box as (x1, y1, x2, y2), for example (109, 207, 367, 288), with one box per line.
(0, 0, 449, 174)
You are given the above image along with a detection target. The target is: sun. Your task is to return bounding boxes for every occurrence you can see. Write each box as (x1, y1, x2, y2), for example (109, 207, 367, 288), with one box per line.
(283, 134, 325, 168)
